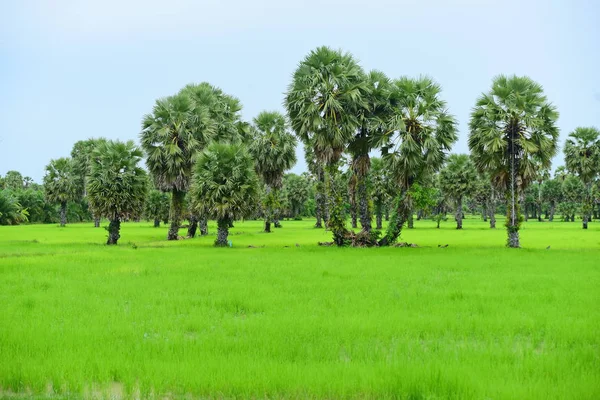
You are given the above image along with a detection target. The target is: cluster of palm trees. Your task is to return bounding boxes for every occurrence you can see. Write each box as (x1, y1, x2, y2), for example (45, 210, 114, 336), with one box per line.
(3, 46, 599, 248)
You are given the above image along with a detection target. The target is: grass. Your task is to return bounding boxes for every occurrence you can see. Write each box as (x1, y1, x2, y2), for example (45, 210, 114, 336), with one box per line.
(0, 217, 599, 399)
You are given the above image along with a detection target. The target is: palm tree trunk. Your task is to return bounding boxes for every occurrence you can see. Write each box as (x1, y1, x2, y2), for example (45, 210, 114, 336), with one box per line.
(264, 220, 271, 233)
(153, 218, 160, 228)
(94, 216, 100, 228)
(456, 197, 463, 229)
(549, 203, 555, 222)
(264, 186, 273, 233)
(375, 201, 383, 230)
(356, 157, 372, 233)
(385, 207, 389, 221)
(325, 164, 349, 246)
(348, 170, 358, 229)
(379, 187, 411, 246)
(407, 212, 414, 229)
(107, 216, 120, 245)
(200, 216, 208, 235)
(507, 124, 521, 248)
(215, 218, 230, 247)
(187, 215, 198, 238)
(167, 189, 185, 240)
(60, 201, 67, 227)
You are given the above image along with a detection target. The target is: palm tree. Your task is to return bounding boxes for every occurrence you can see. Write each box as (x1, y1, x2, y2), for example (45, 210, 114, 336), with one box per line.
(564, 127, 600, 229)
(469, 75, 559, 247)
(145, 189, 170, 227)
(348, 70, 396, 233)
(439, 154, 478, 229)
(285, 46, 367, 246)
(190, 142, 259, 247)
(249, 111, 297, 233)
(87, 140, 147, 245)
(141, 93, 206, 240)
(43, 158, 80, 226)
(542, 178, 562, 221)
(282, 173, 310, 219)
(375, 76, 457, 246)
(0, 190, 28, 225)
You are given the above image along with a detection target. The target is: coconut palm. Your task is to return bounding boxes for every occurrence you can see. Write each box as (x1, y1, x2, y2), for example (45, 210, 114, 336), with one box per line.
(190, 142, 259, 247)
(469, 75, 559, 247)
(375, 76, 457, 245)
(564, 127, 600, 229)
(87, 140, 147, 245)
(43, 158, 80, 226)
(285, 46, 367, 246)
(249, 111, 297, 232)
(141, 93, 207, 240)
(439, 154, 478, 229)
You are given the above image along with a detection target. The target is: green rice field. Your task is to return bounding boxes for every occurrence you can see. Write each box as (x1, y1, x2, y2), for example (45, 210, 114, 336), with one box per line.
(1, 218, 599, 399)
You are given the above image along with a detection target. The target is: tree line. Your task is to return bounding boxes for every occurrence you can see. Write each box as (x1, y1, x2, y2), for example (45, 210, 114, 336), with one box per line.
(1, 46, 599, 247)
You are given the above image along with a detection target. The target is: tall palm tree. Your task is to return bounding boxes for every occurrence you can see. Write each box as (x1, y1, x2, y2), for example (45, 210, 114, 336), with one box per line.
(190, 142, 259, 247)
(375, 76, 457, 246)
(439, 154, 478, 229)
(564, 127, 600, 229)
(43, 157, 80, 227)
(249, 111, 297, 232)
(285, 46, 367, 246)
(469, 75, 559, 247)
(141, 93, 207, 240)
(87, 140, 147, 245)
(348, 70, 396, 233)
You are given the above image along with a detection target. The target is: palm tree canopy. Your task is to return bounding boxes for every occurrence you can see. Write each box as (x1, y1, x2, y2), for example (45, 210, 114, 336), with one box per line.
(141, 93, 200, 192)
(564, 126, 600, 185)
(469, 75, 559, 190)
(374, 76, 457, 188)
(87, 140, 147, 219)
(439, 154, 478, 199)
(250, 111, 298, 189)
(285, 46, 367, 164)
(190, 142, 259, 222)
(43, 157, 80, 204)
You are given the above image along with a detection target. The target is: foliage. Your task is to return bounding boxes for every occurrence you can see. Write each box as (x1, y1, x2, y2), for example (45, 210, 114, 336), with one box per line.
(43, 158, 81, 208)
(87, 140, 147, 221)
(469, 75, 559, 246)
(190, 142, 259, 226)
(0, 190, 29, 225)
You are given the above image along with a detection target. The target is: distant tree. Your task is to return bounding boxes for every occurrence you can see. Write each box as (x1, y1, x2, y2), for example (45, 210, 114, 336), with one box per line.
(469, 75, 559, 247)
(564, 127, 600, 229)
(286, 46, 367, 246)
(376, 76, 457, 245)
(87, 140, 147, 245)
(145, 190, 170, 227)
(4, 171, 24, 190)
(559, 175, 585, 222)
(43, 158, 80, 226)
(282, 173, 310, 219)
(249, 111, 297, 232)
(0, 190, 28, 225)
(439, 154, 477, 229)
(542, 178, 562, 221)
(190, 142, 259, 247)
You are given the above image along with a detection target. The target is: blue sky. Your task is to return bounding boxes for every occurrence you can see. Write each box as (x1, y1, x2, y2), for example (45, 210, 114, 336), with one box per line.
(1, 0, 599, 182)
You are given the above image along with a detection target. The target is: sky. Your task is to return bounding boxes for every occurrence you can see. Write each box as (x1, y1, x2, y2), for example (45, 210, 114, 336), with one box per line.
(1, 0, 599, 182)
